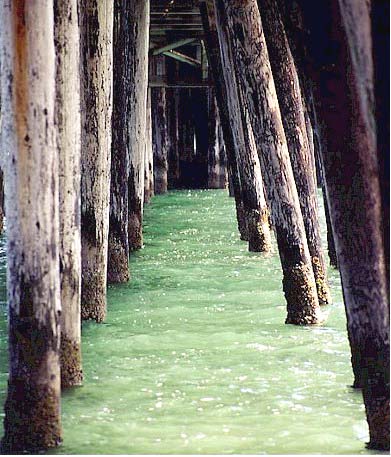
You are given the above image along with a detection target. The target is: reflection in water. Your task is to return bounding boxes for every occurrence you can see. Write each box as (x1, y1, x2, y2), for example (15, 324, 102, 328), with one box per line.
(0, 190, 376, 454)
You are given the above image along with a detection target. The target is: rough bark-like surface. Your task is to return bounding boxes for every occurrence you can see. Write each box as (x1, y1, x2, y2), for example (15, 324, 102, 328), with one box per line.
(0, 1, 62, 451)
(80, 0, 113, 322)
(200, 1, 270, 250)
(128, 0, 149, 252)
(144, 88, 154, 204)
(300, 0, 389, 449)
(258, 0, 331, 305)
(215, 0, 321, 324)
(108, 1, 131, 284)
(54, 0, 83, 388)
(152, 87, 169, 194)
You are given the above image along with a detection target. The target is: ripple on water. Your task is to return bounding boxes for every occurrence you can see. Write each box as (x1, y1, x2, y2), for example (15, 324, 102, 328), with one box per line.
(0, 191, 375, 455)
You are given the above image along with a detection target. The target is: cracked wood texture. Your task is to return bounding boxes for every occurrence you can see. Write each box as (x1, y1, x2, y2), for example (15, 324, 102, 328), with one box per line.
(200, 0, 271, 252)
(80, 0, 113, 322)
(128, 0, 149, 251)
(299, 0, 389, 449)
(108, 0, 132, 284)
(54, 0, 83, 388)
(257, 0, 331, 305)
(214, 0, 321, 324)
(152, 86, 169, 194)
(0, 1, 62, 451)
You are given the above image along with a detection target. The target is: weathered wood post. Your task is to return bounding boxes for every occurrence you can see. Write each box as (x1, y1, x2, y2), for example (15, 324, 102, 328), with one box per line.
(300, 0, 389, 449)
(80, 0, 113, 322)
(200, 2, 246, 235)
(108, 0, 132, 284)
(200, 0, 271, 251)
(207, 91, 226, 189)
(214, 0, 322, 324)
(276, 0, 338, 270)
(54, 0, 83, 387)
(257, 0, 331, 305)
(128, 0, 149, 251)
(0, 1, 62, 451)
(144, 88, 154, 204)
(152, 85, 169, 194)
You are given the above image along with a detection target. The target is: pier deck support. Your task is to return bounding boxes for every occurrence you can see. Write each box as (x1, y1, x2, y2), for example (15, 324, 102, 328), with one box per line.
(54, 0, 83, 387)
(0, 1, 62, 451)
(214, 0, 321, 324)
(80, 0, 114, 322)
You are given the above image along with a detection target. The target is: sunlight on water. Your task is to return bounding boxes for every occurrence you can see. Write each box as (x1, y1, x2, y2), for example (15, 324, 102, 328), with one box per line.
(0, 190, 381, 454)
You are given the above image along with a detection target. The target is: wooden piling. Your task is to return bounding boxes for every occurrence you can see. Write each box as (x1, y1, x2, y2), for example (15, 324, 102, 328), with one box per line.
(54, 0, 83, 387)
(0, 1, 62, 451)
(301, 0, 390, 448)
(152, 86, 169, 194)
(200, 0, 271, 252)
(128, 0, 150, 252)
(80, 0, 113, 322)
(257, 0, 331, 305)
(214, 0, 322, 324)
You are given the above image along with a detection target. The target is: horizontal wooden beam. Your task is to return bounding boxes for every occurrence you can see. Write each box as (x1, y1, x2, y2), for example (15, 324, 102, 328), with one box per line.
(151, 38, 197, 55)
(162, 49, 201, 66)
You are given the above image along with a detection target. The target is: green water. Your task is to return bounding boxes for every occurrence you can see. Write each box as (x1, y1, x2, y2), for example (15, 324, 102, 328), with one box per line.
(0, 190, 379, 454)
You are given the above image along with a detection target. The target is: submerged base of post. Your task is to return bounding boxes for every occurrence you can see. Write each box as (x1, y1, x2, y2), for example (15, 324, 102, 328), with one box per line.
(247, 208, 272, 253)
(128, 211, 143, 251)
(81, 277, 106, 323)
(60, 337, 83, 389)
(312, 256, 331, 305)
(1, 382, 62, 453)
(236, 202, 249, 241)
(283, 262, 323, 325)
(107, 233, 130, 283)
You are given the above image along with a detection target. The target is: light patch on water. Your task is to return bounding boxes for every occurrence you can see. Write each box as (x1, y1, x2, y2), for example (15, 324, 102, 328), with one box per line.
(0, 191, 372, 455)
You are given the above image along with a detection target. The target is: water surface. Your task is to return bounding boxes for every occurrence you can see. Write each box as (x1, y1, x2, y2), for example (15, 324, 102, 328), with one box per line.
(0, 190, 378, 454)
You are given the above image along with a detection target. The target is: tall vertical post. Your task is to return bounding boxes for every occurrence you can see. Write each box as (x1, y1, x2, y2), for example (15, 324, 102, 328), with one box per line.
(54, 0, 83, 387)
(257, 0, 331, 305)
(300, 0, 389, 449)
(152, 85, 169, 194)
(144, 88, 154, 204)
(0, 1, 62, 451)
(214, 0, 322, 324)
(128, 0, 150, 252)
(80, 0, 113, 322)
(200, 0, 271, 251)
(108, 0, 134, 284)
(207, 90, 222, 189)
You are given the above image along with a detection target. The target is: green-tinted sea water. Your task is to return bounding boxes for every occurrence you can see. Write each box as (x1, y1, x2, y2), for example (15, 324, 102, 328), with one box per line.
(0, 190, 380, 454)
